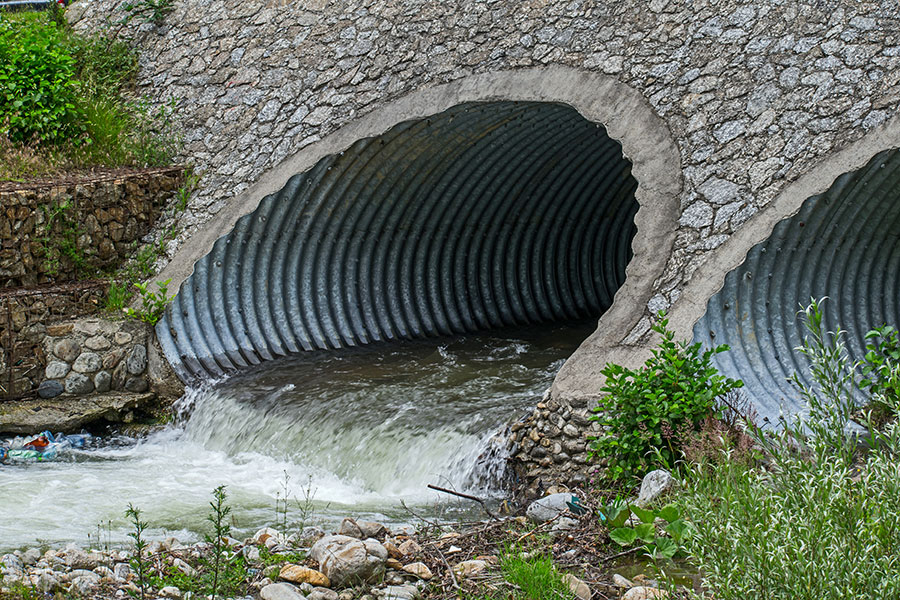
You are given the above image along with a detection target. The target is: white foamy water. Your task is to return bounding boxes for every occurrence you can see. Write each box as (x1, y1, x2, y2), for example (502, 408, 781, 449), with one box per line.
(0, 324, 591, 551)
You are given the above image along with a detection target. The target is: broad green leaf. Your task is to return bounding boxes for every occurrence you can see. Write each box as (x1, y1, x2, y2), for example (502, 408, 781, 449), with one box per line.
(665, 519, 688, 542)
(609, 527, 637, 547)
(658, 504, 680, 523)
(635, 522, 656, 543)
(653, 537, 678, 559)
(629, 504, 656, 524)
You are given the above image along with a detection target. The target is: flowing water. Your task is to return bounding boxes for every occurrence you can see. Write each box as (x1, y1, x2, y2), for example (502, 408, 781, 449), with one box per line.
(0, 322, 593, 551)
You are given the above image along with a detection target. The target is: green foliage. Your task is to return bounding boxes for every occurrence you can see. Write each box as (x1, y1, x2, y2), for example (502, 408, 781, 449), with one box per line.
(498, 550, 574, 600)
(0, 11, 178, 178)
(70, 33, 138, 98)
(589, 313, 744, 482)
(104, 281, 131, 311)
(0, 15, 78, 143)
(677, 300, 900, 600)
(37, 199, 91, 277)
(205, 485, 232, 600)
(125, 504, 149, 600)
(176, 169, 201, 212)
(123, 279, 173, 325)
(257, 547, 307, 567)
(120, 0, 175, 26)
(860, 324, 900, 425)
(601, 501, 692, 561)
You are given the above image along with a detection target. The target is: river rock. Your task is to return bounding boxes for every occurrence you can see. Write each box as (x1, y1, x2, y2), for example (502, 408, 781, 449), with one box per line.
(402, 562, 432, 580)
(339, 518, 387, 539)
(382, 541, 402, 559)
(94, 370, 112, 393)
(397, 539, 421, 556)
(613, 574, 634, 588)
(308, 588, 339, 600)
(244, 546, 261, 561)
(260, 582, 306, 600)
(173, 557, 196, 576)
(38, 379, 64, 399)
(526, 493, 582, 523)
(635, 470, 677, 507)
(63, 547, 103, 570)
(310, 535, 387, 587)
(452, 560, 487, 578)
(159, 586, 182, 599)
(562, 574, 591, 600)
(38, 572, 61, 593)
(45, 360, 71, 379)
(85, 335, 111, 351)
(376, 585, 420, 600)
(71, 571, 101, 595)
(114, 331, 132, 345)
(54, 339, 80, 362)
(64, 373, 94, 395)
(113, 563, 131, 580)
(623, 587, 668, 600)
(253, 527, 283, 544)
(22, 548, 41, 566)
(72, 352, 102, 374)
(126, 344, 147, 375)
(124, 376, 149, 392)
(280, 564, 330, 587)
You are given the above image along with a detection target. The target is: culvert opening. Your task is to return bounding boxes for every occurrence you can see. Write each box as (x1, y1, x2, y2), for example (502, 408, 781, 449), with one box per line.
(159, 101, 640, 380)
(693, 148, 900, 425)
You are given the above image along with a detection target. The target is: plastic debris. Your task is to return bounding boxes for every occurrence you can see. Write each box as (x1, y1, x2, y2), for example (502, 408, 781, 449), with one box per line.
(0, 430, 91, 464)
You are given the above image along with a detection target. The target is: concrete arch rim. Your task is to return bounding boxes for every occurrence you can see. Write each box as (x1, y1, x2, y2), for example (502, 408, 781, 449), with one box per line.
(157, 64, 684, 392)
(666, 112, 900, 343)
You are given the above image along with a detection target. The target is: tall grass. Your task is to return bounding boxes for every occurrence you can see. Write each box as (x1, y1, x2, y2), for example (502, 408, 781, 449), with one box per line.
(0, 8, 178, 180)
(678, 300, 900, 599)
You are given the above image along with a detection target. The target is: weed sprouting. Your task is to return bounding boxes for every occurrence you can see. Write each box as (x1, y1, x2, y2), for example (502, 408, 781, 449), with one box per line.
(125, 503, 149, 600)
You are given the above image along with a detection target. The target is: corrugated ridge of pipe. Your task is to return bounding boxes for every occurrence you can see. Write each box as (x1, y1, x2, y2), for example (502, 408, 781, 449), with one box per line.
(693, 149, 900, 426)
(158, 101, 639, 381)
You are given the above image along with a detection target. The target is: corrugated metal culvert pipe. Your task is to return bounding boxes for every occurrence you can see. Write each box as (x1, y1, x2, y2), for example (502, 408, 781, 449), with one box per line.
(693, 148, 900, 425)
(158, 101, 640, 381)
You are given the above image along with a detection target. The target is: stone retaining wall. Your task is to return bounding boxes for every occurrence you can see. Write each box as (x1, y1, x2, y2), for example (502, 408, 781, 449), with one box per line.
(37, 318, 151, 399)
(0, 168, 184, 288)
(509, 393, 594, 494)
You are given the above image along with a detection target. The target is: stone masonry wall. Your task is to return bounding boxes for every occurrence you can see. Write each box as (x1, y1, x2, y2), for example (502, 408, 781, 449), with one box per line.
(508, 391, 596, 493)
(0, 168, 184, 288)
(70, 0, 900, 331)
(37, 318, 152, 400)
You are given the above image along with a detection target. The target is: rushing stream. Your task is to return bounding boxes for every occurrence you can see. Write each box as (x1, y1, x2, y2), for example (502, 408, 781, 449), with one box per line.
(0, 322, 593, 551)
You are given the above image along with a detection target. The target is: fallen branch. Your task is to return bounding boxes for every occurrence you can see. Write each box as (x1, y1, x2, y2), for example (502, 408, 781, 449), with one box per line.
(427, 484, 500, 521)
(435, 545, 460, 591)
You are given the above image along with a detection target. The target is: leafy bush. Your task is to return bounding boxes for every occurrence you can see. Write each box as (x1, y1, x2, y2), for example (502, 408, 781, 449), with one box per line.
(0, 10, 178, 178)
(589, 313, 743, 482)
(601, 500, 692, 561)
(0, 16, 79, 143)
(860, 324, 900, 427)
(677, 300, 900, 600)
(124, 279, 173, 325)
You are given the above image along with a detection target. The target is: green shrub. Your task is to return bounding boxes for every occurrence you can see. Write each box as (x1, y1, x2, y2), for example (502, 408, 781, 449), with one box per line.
(677, 300, 900, 600)
(0, 11, 178, 177)
(589, 313, 743, 482)
(123, 279, 173, 325)
(0, 16, 79, 143)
